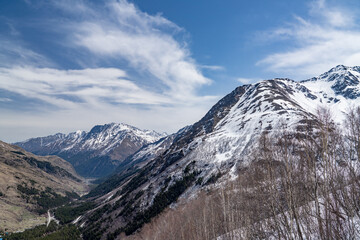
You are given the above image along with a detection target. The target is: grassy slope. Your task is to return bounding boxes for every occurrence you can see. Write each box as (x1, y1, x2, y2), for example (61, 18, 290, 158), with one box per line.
(0, 141, 89, 232)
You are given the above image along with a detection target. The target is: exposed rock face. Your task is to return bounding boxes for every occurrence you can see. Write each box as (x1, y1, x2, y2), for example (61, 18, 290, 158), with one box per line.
(303, 65, 360, 99)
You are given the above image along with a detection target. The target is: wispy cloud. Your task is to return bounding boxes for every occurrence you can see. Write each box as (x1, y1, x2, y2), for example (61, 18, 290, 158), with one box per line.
(0, 67, 176, 108)
(51, 0, 212, 101)
(3, 0, 215, 105)
(0, 38, 51, 68)
(0, 98, 12, 102)
(0, 0, 219, 141)
(257, 0, 360, 79)
(0, 66, 219, 142)
(201, 65, 225, 71)
(237, 77, 261, 85)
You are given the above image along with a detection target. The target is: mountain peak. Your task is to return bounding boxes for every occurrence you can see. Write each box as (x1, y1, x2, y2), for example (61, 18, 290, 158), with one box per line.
(312, 65, 360, 80)
(329, 64, 348, 72)
(15, 123, 167, 178)
(76, 66, 360, 237)
(302, 65, 360, 99)
(326, 64, 360, 73)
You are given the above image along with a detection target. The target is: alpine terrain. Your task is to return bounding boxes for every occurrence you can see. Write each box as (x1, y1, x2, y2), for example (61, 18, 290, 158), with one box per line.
(0, 141, 88, 232)
(15, 123, 167, 178)
(65, 65, 360, 239)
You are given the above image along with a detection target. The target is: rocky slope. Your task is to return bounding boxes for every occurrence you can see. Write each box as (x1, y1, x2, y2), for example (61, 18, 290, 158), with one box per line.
(0, 141, 88, 232)
(60, 65, 360, 239)
(15, 123, 167, 178)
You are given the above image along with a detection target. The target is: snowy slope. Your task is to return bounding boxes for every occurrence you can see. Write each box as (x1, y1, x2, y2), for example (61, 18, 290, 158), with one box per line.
(78, 65, 360, 238)
(301, 65, 360, 122)
(179, 66, 360, 179)
(15, 123, 166, 178)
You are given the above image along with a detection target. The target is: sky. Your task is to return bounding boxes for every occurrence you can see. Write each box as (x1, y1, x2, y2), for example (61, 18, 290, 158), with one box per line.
(1, 0, 360, 142)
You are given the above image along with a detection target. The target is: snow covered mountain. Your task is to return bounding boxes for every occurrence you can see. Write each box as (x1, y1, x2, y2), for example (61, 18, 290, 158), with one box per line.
(303, 65, 360, 99)
(15, 123, 167, 178)
(75, 65, 360, 239)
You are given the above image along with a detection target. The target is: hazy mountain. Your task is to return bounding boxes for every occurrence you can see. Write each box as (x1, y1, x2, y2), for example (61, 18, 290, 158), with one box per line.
(15, 123, 167, 178)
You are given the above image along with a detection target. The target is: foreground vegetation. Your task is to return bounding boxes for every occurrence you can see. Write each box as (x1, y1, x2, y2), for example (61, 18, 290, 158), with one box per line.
(2, 222, 81, 240)
(16, 184, 80, 215)
(55, 202, 96, 224)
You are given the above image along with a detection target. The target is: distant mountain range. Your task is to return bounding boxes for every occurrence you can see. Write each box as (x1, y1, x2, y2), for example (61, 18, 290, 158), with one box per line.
(15, 123, 167, 178)
(73, 65, 360, 238)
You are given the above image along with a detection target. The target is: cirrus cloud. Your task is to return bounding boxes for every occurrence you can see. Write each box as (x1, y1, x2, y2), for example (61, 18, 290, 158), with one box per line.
(257, 0, 360, 79)
(57, 0, 212, 101)
(0, 67, 171, 108)
(0, 0, 219, 142)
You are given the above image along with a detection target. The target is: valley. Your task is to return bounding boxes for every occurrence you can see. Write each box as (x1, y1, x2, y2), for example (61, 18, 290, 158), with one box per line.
(4, 65, 359, 239)
(0, 141, 88, 233)
(2, 1, 360, 239)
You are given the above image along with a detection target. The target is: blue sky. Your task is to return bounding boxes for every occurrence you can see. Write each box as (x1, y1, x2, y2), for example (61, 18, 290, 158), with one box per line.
(1, 0, 360, 142)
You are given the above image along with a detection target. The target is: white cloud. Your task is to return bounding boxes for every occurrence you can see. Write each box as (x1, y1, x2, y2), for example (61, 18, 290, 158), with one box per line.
(257, 0, 360, 79)
(0, 98, 12, 102)
(0, 66, 219, 142)
(54, 0, 212, 101)
(0, 38, 51, 68)
(0, 0, 220, 142)
(237, 77, 260, 85)
(309, 0, 354, 28)
(0, 95, 217, 143)
(201, 65, 225, 71)
(0, 67, 172, 107)
(6, 22, 20, 36)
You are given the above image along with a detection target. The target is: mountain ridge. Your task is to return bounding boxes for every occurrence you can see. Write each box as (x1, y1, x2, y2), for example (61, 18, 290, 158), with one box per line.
(74, 65, 360, 239)
(0, 141, 88, 232)
(15, 123, 167, 178)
